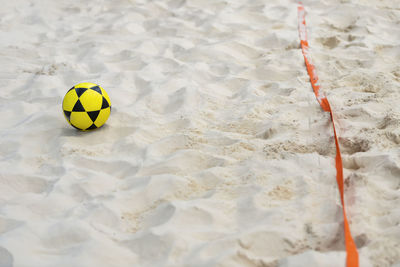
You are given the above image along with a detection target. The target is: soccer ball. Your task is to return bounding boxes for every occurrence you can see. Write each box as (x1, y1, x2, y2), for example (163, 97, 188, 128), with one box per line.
(62, 82, 111, 131)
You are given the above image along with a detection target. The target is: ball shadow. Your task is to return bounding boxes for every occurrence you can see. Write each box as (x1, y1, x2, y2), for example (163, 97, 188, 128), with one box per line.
(60, 124, 110, 137)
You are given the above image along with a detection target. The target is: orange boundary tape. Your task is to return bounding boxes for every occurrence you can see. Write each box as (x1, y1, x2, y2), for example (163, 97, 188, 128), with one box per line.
(297, 4, 359, 266)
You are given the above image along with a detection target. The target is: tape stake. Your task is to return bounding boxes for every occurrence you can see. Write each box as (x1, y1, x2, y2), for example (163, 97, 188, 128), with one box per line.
(297, 4, 359, 267)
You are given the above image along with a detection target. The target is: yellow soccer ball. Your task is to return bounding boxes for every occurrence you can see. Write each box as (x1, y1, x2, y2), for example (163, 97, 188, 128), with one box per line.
(62, 82, 111, 131)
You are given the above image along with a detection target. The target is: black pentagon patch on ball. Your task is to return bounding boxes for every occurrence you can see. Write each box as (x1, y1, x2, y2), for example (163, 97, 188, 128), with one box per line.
(72, 99, 85, 112)
(64, 110, 72, 120)
(90, 86, 102, 95)
(101, 97, 110, 109)
(86, 124, 98, 130)
(75, 87, 88, 97)
(87, 110, 100, 122)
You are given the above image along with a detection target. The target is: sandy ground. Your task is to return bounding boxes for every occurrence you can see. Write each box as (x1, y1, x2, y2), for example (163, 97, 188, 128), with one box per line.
(0, 0, 399, 266)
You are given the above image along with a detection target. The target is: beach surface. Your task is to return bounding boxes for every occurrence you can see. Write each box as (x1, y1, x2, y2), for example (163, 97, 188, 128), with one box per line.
(0, 0, 399, 266)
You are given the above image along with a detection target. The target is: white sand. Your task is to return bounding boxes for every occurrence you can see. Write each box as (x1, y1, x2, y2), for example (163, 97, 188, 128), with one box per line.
(0, 0, 399, 266)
